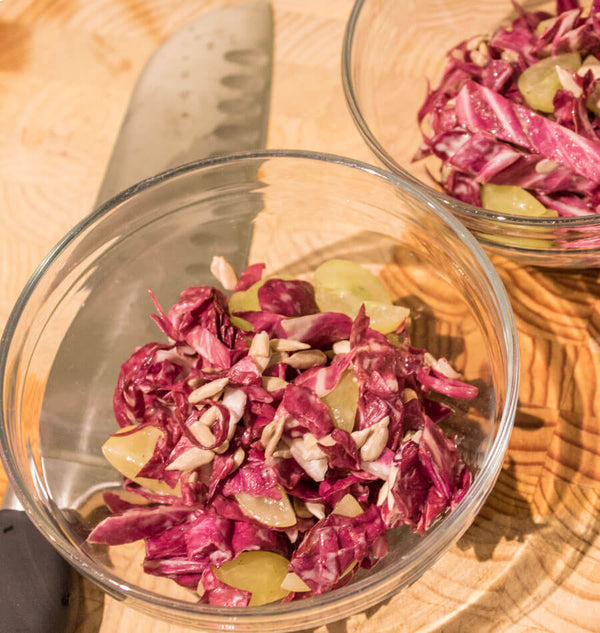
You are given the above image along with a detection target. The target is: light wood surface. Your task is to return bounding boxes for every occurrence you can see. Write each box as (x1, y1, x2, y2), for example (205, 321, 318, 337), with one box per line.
(0, 1, 599, 632)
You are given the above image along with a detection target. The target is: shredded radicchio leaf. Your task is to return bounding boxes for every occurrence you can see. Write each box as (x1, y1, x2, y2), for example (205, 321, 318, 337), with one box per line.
(414, 0, 600, 217)
(87, 261, 478, 606)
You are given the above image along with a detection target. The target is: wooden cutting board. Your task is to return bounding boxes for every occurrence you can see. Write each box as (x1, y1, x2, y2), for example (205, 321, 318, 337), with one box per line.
(0, 1, 599, 632)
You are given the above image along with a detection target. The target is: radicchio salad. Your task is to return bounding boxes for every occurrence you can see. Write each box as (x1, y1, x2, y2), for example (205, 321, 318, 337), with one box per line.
(88, 257, 478, 607)
(414, 0, 600, 219)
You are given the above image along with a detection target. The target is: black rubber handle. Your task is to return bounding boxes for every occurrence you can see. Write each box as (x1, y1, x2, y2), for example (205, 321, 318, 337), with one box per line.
(0, 509, 74, 633)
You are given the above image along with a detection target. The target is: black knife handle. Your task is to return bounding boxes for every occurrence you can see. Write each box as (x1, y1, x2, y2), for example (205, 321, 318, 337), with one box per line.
(0, 509, 74, 633)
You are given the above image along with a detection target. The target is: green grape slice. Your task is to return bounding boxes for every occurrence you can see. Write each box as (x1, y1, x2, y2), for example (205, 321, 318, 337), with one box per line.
(321, 368, 358, 433)
(213, 551, 291, 606)
(517, 52, 581, 113)
(314, 260, 408, 334)
(235, 486, 297, 527)
(313, 259, 390, 303)
(481, 183, 558, 218)
(102, 425, 181, 496)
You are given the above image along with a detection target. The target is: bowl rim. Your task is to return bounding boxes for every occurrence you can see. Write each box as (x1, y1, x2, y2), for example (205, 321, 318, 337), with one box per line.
(341, 0, 600, 235)
(0, 149, 520, 628)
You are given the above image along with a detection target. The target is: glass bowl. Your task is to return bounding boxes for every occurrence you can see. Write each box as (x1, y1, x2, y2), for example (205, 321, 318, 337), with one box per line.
(0, 151, 519, 631)
(342, 0, 600, 268)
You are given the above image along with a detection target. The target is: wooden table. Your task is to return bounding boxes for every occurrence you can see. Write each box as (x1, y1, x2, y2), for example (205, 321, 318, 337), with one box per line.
(1, 1, 599, 631)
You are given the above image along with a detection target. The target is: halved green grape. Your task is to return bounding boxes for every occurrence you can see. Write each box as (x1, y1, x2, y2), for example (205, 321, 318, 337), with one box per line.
(315, 286, 363, 317)
(316, 287, 408, 334)
(481, 183, 558, 218)
(314, 259, 391, 303)
(363, 301, 409, 334)
(332, 494, 364, 517)
(517, 52, 581, 113)
(228, 279, 267, 330)
(213, 551, 291, 606)
(479, 232, 554, 249)
(321, 369, 358, 433)
(102, 425, 181, 496)
(235, 486, 297, 527)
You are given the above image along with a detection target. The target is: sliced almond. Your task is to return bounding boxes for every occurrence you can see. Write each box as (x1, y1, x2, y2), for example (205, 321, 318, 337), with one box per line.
(210, 255, 238, 291)
(188, 377, 229, 404)
(284, 349, 328, 370)
(281, 572, 310, 593)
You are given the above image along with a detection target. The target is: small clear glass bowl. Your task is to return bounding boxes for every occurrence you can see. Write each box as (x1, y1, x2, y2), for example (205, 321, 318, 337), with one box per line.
(342, 0, 600, 268)
(0, 151, 519, 631)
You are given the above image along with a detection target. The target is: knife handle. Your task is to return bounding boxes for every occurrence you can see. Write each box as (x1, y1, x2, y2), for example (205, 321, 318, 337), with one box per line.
(0, 509, 75, 633)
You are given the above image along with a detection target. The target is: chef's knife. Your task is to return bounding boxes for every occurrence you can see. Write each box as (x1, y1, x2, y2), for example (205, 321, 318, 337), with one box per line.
(0, 3, 273, 631)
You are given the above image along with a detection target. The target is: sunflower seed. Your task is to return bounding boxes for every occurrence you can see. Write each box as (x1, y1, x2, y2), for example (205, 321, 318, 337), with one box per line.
(270, 338, 311, 352)
(272, 447, 292, 459)
(232, 447, 245, 471)
(267, 351, 289, 367)
(188, 377, 229, 404)
(199, 405, 220, 427)
(262, 376, 288, 392)
(261, 416, 286, 459)
(166, 447, 214, 472)
(284, 349, 327, 370)
(213, 439, 230, 454)
(249, 331, 271, 372)
(189, 421, 216, 447)
(360, 425, 389, 462)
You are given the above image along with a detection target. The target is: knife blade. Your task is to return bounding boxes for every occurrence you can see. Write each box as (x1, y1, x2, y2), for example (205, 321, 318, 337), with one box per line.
(0, 3, 273, 631)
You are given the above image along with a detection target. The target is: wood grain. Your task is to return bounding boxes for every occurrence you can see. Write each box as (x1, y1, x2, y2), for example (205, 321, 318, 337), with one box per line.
(0, 1, 599, 632)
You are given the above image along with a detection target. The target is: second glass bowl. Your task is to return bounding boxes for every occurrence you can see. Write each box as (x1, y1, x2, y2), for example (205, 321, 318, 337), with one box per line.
(343, 0, 600, 268)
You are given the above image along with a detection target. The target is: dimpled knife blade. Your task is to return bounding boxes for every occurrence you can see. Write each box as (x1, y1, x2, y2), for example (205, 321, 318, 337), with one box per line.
(0, 4, 273, 632)
(96, 1, 273, 205)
